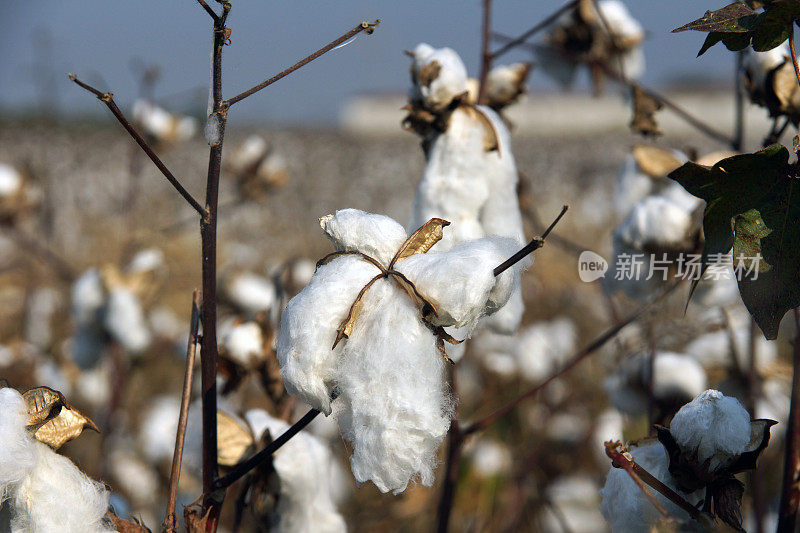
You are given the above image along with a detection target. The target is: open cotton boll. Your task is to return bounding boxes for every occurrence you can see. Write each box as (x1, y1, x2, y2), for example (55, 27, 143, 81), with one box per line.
(471, 329, 518, 377)
(597, 0, 644, 42)
(278, 255, 381, 414)
(72, 269, 105, 325)
(245, 410, 346, 533)
(127, 247, 165, 275)
(592, 409, 625, 466)
(616, 196, 695, 250)
(225, 272, 277, 316)
(485, 63, 530, 108)
(138, 395, 182, 465)
(104, 287, 151, 354)
(132, 99, 173, 140)
(394, 236, 522, 329)
(222, 321, 265, 367)
(333, 279, 452, 493)
(614, 154, 655, 220)
(513, 317, 577, 381)
(466, 438, 512, 478)
(410, 44, 468, 111)
(669, 389, 751, 473)
(600, 441, 701, 532)
(743, 43, 789, 93)
(0, 163, 22, 197)
(231, 135, 268, 170)
(684, 328, 777, 371)
(74, 359, 113, 411)
(108, 447, 159, 507)
(320, 208, 408, 268)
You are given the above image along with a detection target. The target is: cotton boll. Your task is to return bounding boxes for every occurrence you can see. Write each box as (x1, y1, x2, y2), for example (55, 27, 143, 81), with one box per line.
(104, 287, 151, 354)
(245, 410, 346, 533)
(684, 328, 777, 371)
(230, 136, 268, 170)
(138, 395, 181, 465)
(289, 259, 316, 291)
(614, 154, 655, 220)
(108, 448, 159, 507)
(514, 317, 578, 382)
(600, 441, 701, 532)
(743, 43, 789, 95)
(485, 63, 530, 109)
(669, 389, 751, 473)
(0, 163, 22, 197)
(0, 388, 37, 494)
(278, 255, 381, 414)
(225, 272, 277, 316)
(616, 196, 695, 250)
(132, 100, 173, 140)
(127, 248, 165, 275)
(597, 0, 644, 43)
(605, 237, 666, 302)
(394, 236, 522, 329)
(148, 306, 186, 341)
(410, 44, 468, 111)
(471, 329, 518, 377)
(467, 439, 512, 478)
(222, 321, 265, 367)
(74, 359, 113, 412)
(650, 352, 707, 403)
(320, 208, 408, 268)
(333, 278, 452, 493)
(34, 358, 72, 397)
(174, 116, 198, 142)
(72, 269, 105, 325)
(547, 412, 589, 445)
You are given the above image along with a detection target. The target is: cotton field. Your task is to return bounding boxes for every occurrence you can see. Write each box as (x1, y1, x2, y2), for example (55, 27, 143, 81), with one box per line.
(1, 1, 799, 532)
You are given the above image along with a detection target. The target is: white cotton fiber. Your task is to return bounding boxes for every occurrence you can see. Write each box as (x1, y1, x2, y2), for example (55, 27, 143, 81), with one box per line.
(72, 269, 105, 325)
(0, 163, 22, 197)
(204, 113, 222, 145)
(596, 1, 645, 79)
(600, 441, 701, 532)
(614, 154, 655, 220)
(278, 254, 381, 415)
(592, 409, 625, 466)
(513, 317, 577, 382)
(409, 44, 468, 111)
(0, 388, 37, 497)
(744, 42, 789, 92)
(394, 236, 523, 329)
(132, 99, 172, 140)
(226, 272, 277, 315)
(244, 409, 346, 533)
(467, 439, 512, 478)
(485, 63, 530, 108)
(544, 476, 604, 533)
(320, 208, 408, 268)
(222, 321, 265, 367)
(104, 286, 151, 354)
(127, 247, 165, 275)
(616, 196, 695, 250)
(231, 135, 268, 170)
(684, 328, 777, 371)
(669, 389, 751, 473)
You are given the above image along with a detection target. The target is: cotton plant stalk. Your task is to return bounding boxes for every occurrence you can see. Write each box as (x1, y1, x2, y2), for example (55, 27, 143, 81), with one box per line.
(277, 209, 527, 493)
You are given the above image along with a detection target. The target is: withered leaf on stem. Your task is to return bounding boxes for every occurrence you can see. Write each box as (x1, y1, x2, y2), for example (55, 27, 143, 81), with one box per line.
(632, 144, 683, 179)
(105, 511, 151, 533)
(390, 217, 450, 266)
(34, 404, 99, 450)
(630, 85, 663, 137)
(22, 386, 66, 432)
(217, 411, 255, 467)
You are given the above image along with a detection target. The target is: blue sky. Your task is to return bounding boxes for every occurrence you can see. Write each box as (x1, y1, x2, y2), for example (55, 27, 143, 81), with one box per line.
(1, 1, 737, 124)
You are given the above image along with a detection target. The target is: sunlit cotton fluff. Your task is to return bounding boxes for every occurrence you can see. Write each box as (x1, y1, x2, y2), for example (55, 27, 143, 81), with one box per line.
(743, 42, 790, 96)
(0, 387, 113, 532)
(514, 317, 577, 381)
(596, 0, 645, 79)
(225, 272, 277, 316)
(0, 163, 22, 198)
(409, 44, 468, 111)
(278, 209, 525, 493)
(244, 409, 346, 533)
(600, 440, 701, 532)
(104, 286, 151, 354)
(222, 321, 265, 367)
(615, 188, 701, 250)
(484, 63, 530, 109)
(132, 99, 197, 144)
(669, 389, 751, 474)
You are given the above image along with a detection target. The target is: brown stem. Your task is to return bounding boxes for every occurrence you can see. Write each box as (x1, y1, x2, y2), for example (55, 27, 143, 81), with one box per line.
(164, 290, 202, 533)
(225, 21, 380, 107)
(490, 0, 578, 59)
(196, 0, 219, 22)
(604, 442, 670, 518)
(477, 0, 493, 105)
(461, 281, 679, 436)
(777, 308, 800, 532)
(68, 75, 205, 216)
(199, 4, 230, 529)
(493, 205, 568, 277)
(435, 365, 462, 533)
(790, 27, 800, 89)
(2, 226, 75, 282)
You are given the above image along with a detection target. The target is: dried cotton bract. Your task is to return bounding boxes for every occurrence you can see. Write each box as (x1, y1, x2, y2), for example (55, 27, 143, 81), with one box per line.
(408, 44, 468, 112)
(278, 209, 525, 493)
(0, 387, 113, 532)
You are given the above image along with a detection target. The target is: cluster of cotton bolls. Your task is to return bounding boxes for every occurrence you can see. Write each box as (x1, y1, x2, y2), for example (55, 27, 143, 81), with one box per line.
(539, 0, 645, 87)
(131, 99, 198, 147)
(278, 208, 528, 493)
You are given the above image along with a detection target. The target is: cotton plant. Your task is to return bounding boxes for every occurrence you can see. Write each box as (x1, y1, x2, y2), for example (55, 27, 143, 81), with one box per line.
(131, 99, 197, 148)
(277, 209, 527, 493)
(742, 42, 800, 122)
(404, 44, 526, 336)
(539, 0, 645, 88)
(0, 385, 113, 532)
(226, 135, 290, 201)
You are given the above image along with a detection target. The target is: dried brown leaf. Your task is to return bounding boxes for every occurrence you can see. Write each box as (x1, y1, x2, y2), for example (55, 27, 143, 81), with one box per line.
(217, 411, 255, 467)
(332, 274, 383, 349)
(417, 60, 442, 88)
(105, 511, 151, 532)
(22, 386, 66, 432)
(630, 85, 663, 137)
(390, 218, 450, 266)
(632, 144, 683, 178)
(34, 404, 99, 449)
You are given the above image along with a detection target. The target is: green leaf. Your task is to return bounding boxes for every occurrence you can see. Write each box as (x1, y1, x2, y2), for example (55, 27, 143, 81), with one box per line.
(668, 144, 798, 339)
(752, 0, 800, 51)
(673, 1, 759, 33)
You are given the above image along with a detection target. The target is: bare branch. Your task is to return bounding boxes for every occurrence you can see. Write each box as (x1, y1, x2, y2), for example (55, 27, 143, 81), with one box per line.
(164, 290, 202, 533)
(493, 205, 569, 277)
(225, 20, 380, 107)
(477, 0, 493, 105)
(68, 75, 205, 217)
(196, 0, 219, 22)
(491, 0, 578, 59)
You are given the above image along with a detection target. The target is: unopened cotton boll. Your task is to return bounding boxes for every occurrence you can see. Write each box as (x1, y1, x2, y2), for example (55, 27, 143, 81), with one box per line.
(409, 44, 468, 111)
(669, 389, 751, 473)
(104, 287, 151, 354)
(600, 441, 701, 532)
(225, 272, 276, 316)
(244, 410, 346, 533)
(222, 321, 265, 367)
(514, 317, 577, 381)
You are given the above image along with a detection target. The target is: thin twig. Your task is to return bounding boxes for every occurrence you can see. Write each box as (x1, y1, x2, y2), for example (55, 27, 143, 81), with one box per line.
(164, 290, 202, 533)
(225, 21, 380, 107)
(604, 442, 670, 518)
(477, 0, 493, 105)
(68, 75, 205, 216)
(493, 205, 569, 277)
(196, 0, 219, 22)
(461, 281, 680, 436)
(491, 0, 578, 59)
(777, 308, 800, 532)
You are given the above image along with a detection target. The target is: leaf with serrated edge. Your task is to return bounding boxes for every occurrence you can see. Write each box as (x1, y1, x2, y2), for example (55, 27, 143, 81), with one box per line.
(632, 144, 682, 178)
(332, 274, 383, 349)
(390, 218, 450, 267)
(22, 386, 66, 432)
(672, 1, 758, 33)
(34, 405, 99, 449)
(217, 411, 254, 467)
